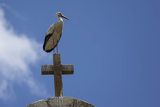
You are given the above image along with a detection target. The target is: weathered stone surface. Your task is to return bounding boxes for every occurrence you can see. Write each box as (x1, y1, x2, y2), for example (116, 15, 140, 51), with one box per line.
(27, 97, 95, 107)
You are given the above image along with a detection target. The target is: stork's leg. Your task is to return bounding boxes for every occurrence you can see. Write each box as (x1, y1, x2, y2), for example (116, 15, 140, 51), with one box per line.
(53, 48, 55, 54)
(56, 45, 59, 53)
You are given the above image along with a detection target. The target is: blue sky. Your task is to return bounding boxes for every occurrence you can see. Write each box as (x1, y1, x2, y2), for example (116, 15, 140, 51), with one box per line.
(0, 0, 160, 107)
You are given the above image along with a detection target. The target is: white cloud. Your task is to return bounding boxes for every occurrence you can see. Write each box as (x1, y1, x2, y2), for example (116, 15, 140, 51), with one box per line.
(0, 7, 47, 100)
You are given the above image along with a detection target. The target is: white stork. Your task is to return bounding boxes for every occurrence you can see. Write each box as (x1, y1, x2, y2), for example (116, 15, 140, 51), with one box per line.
(43, 12, 69, 53)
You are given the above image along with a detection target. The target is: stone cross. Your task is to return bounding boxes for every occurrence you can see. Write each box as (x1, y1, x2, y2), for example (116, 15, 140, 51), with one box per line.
(41, 53, 74, 97)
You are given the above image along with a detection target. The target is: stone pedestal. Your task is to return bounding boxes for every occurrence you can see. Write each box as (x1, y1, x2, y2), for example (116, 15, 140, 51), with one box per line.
(27, 97, 95, 107)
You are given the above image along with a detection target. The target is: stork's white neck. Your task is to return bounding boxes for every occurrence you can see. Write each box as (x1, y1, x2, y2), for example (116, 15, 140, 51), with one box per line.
(58, 17, 63, 22)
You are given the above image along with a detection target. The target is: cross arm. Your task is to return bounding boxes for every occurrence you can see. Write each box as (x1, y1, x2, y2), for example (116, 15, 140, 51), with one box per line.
(41, 65, 74, 75)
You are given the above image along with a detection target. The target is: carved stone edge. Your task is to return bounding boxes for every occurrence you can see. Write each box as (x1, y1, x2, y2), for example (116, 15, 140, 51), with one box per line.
(27, 96, 95, 107)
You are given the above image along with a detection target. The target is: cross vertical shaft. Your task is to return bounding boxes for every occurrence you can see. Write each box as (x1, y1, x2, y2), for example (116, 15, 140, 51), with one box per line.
(41, 53, 74, 97)
(53, 54, 63, 97)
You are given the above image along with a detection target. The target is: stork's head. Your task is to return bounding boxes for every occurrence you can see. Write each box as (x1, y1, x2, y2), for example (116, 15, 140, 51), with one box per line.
(56, 12, 69, 20)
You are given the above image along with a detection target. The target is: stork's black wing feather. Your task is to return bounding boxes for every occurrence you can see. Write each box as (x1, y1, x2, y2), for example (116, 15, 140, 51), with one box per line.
(43, 33, 53, 52)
